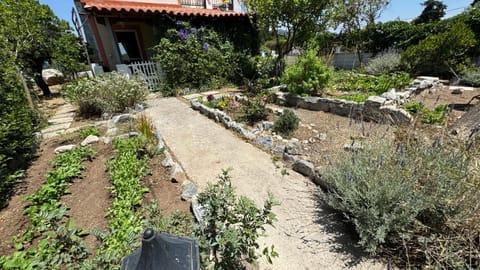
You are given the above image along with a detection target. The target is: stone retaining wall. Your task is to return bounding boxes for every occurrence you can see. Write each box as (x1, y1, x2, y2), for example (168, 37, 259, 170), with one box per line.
(275, 93, 412, 125)
(272, 76, 445, 126)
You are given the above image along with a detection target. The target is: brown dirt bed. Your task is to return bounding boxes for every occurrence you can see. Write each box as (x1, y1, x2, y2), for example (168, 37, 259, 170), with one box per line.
(0, 130, 192, 258)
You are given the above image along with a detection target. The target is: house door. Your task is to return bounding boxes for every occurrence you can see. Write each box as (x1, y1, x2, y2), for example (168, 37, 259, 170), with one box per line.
(114, 30, 143, 63)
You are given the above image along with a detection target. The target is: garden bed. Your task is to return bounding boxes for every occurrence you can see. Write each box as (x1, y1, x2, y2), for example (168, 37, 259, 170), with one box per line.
(0, 118, 191, 267)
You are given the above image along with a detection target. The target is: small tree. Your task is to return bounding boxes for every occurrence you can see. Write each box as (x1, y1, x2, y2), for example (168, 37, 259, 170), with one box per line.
(245, 0, 331, 76)
(0, 0, 84, 96)
(331, 0, 390, 65)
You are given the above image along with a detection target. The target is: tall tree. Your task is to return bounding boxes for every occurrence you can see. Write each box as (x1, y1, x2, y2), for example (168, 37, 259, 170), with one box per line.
(472, 0, 480, 7)
(331, 0, 390, 64)
(0, 0, 83, 96)
(412, 0, 447, 25)
(245, 0, 331, 75)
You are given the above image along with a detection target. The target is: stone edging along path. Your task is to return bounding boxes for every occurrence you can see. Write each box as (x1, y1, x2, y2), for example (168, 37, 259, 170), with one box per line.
(145, 97, 384, 269)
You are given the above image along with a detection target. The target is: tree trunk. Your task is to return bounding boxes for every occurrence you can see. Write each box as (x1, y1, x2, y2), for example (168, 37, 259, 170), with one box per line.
(15, 66, 34, 109)
(34, 73, 51, 96)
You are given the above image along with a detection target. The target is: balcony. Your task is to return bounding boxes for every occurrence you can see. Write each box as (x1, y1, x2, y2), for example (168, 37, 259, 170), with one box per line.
(181, 0, 233, 10)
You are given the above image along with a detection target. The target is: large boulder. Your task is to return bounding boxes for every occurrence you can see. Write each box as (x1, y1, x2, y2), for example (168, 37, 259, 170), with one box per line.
(42, 69, 64, 86)
(292, 160, 315, 177)
(452, 103, 480, 139)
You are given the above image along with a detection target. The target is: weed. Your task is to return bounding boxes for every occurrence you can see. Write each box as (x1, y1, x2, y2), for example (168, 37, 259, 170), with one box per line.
(79, 126, 99, 139)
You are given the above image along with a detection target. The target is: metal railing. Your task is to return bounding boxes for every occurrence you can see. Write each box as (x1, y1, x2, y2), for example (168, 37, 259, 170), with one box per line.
(181, 0, 233, 10)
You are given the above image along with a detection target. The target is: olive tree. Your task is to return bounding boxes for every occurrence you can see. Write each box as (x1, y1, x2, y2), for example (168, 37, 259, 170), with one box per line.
(0, 0, 84, 96)
(331, 0, 390, 65)
(245, 0, 331, 75)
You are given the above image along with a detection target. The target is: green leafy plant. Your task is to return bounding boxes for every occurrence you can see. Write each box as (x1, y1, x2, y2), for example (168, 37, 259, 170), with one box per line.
(365, 52, 402, 75)
(335, 71, 411, 96)
(154, 23, 237, 95)
(195, 169, 279, 269)
(272, 109, 300, 137)
(281, 49, 333, 96)
(62, 72, 148, 117)
(79, 126, 99, 139)
(405, 102, 449, 124)
(144, 199, 194, 237)
(337, 92, 373, 102)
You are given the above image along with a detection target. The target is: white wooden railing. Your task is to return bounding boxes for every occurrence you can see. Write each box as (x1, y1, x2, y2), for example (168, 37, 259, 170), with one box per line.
(116, 61, 163, 91)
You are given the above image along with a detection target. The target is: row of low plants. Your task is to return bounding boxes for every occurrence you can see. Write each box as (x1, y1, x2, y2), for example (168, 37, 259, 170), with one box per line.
(0, 147, 96, 269)
(85, 136, 152, 268)
(321, 133, 480, 268)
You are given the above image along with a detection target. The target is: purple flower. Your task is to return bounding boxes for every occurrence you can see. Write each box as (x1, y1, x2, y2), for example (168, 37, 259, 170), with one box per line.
(177, 20, 183, 25)
(178, 29, 188, 40)
(202, 43, 209, 51)
(207, 94, 215, 101)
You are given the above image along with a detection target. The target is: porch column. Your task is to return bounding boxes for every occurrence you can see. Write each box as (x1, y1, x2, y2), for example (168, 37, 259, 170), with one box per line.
(105, 18, 122, 66)
(87, 15, 110, 68)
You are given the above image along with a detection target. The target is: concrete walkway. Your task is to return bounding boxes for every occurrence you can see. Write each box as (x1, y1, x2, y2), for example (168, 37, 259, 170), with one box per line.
(146, 97, 384, 270)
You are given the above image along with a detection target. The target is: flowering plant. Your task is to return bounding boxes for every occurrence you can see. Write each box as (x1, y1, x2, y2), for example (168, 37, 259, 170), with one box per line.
(154, 22, 236, 95)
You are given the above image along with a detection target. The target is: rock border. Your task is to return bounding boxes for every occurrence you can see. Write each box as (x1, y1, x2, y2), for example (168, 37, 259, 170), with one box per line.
(273, 76, 444, 126)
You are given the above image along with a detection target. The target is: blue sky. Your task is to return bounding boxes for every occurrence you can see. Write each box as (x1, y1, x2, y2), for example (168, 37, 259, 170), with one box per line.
(41, 0, 474, 27)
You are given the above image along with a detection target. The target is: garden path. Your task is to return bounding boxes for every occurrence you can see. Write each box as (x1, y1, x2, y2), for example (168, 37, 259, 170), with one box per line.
(146, 97, 385, 270)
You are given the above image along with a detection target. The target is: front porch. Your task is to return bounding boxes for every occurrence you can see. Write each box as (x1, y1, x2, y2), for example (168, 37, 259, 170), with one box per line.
(74, 0, 254, 71)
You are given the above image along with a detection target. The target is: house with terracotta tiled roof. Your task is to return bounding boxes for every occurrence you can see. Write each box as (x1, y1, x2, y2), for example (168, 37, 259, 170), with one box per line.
(74, 0, 256, 71)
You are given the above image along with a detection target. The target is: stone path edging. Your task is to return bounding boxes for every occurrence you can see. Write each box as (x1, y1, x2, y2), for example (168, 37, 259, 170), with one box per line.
(146, 97, 384, 270)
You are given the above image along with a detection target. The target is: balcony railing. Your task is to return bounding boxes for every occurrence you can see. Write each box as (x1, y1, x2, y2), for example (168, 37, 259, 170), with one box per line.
(181, 0, 233, 10)
(181, 0, 204, 8)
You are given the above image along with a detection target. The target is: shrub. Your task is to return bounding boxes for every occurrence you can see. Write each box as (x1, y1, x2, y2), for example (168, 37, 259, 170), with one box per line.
(154, 23, 236, 95)
(241, 95, 269, 124)
(195, 169, 279, 269)
(62, 72, 148, 117)
(281, 49, 333, 96)
(460, 66, 480, 87)
(322, 138, 479, 268)
(0, 55, 39, 208)
(239, 52, 280, 93)
(272, 109, 300, 137)
(401, 22, 476, 77)
(365, 53, 402, 75)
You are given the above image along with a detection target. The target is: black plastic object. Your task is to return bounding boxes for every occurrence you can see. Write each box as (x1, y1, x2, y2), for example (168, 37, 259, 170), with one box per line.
(121, 229, 200, 270)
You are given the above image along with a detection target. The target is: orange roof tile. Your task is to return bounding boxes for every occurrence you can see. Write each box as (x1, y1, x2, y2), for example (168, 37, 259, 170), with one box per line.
(80, 0, 249, 18)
